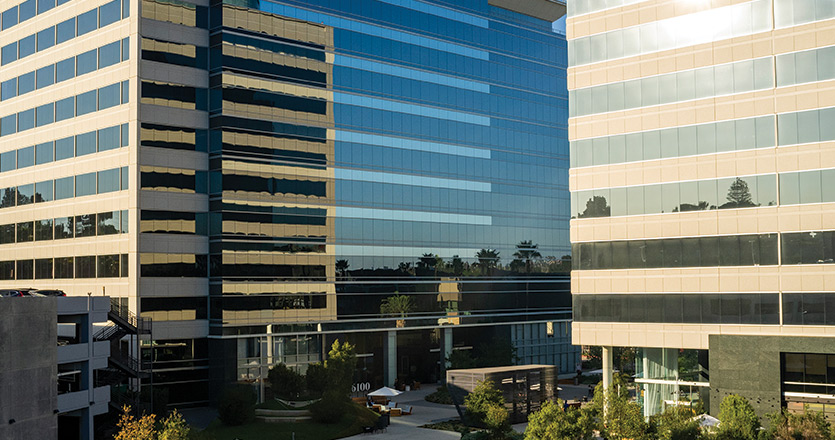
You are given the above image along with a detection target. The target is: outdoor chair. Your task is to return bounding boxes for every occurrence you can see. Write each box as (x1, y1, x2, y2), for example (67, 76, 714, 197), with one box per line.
(389, 407, 402, 416)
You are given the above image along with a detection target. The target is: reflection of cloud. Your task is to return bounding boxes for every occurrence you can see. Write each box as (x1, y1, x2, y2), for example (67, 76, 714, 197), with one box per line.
(552, 16, 566, 35)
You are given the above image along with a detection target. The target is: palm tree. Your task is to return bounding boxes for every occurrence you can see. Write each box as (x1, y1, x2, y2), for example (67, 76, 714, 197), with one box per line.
(380, 294, 414, 328)
(475, 249, 500, 275)
(513, 240, 542, 273)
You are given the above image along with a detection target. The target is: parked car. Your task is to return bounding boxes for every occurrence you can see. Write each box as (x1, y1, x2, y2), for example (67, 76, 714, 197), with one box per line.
(31, 289, 67, 297)
(0, 289, 26, 297)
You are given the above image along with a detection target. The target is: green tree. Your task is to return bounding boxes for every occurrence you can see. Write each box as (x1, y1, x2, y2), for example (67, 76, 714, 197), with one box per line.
(591, 375, 647, 440)
(484, 403, 512, 439)
(267, 363, 304, 399)
(715, 394, 760, 440)
(324, 339, 357, 398)
(305, 362, 328, 395)
(650, 405, 700, 440)
(525, 400, 595, 440)
(465, 380, 505, 428)
(115, 406, 156, 440)
(158, 410, 191, 440)
(380, 294, 414, 328)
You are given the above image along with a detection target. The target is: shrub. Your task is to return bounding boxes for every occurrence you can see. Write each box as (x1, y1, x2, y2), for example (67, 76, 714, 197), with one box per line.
(525, 400, 595, 440)
(465, 380, 505, 428)
(650, 405, 700, 440)
(268, 363, 304, 399)
(310, 390, 348, 424)
(485, 403, 511, 439)
(306, 362, 328, 395)
(425, 385, 454, 405)
(324, 340, 357, 398)
(217, 385, 255, 426)
(716, 394, 760, 440)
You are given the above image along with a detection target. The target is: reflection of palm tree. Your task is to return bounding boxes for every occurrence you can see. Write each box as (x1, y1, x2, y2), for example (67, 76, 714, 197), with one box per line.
(475, 249, 500, 275)
(380, 293, 414, 328)
(417, 253, 441, 274)
(398, 261, 414, 275)
(513, 241, 542, 273)
(335, 259, 349, 279)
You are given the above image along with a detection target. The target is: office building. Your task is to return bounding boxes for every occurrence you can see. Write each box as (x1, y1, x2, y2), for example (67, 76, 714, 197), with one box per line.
(568, 0, 835, 417)
(0, 0, 575, 406)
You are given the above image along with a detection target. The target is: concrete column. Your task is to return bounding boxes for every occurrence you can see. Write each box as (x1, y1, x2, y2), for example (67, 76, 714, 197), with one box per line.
(440, 328, 453, 382)
(384, 331, 397, 387)
(602, 346, 613, 414)
(602, 346, 613, 392)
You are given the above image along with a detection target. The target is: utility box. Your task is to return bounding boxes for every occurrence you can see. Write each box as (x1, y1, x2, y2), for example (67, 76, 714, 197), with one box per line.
(446, 364, 558, 424)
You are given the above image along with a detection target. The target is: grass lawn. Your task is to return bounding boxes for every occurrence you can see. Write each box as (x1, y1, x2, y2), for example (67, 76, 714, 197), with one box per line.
(200, 403, 378, 440)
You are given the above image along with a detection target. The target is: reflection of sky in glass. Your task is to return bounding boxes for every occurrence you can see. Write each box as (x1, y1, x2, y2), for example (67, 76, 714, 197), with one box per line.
(336, 206, 491, 225)
(253, 0, 489, 60)
(377, 0, 488, 27)
(335, 169, 491, 192)
(334, 55, 490, 93)
(335, 130, 490, 159)
(333, 92, 490, 126)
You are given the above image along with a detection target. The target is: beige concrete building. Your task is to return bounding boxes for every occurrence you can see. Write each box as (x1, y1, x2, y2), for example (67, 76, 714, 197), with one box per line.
(567, 0, 835, 417)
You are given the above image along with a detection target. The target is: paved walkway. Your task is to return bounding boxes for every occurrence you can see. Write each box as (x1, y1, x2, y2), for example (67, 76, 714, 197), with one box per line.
(344, 385, 461, 440)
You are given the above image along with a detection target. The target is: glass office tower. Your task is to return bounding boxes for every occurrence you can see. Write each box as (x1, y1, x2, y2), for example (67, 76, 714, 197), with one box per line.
(0, 0, 575, 405)
(568, 0, 835, 418)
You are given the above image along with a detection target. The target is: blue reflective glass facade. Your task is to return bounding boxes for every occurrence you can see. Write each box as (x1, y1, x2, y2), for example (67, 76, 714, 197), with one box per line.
(140, 0, 572, 400)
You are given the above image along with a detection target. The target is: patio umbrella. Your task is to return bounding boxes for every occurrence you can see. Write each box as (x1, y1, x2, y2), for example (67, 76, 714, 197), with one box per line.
(693, 414, 720, 428)
(367, 386, 403, 397)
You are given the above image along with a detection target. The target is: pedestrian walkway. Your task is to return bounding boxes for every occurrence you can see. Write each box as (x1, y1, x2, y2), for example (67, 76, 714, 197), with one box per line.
(344, 385, 460, 440)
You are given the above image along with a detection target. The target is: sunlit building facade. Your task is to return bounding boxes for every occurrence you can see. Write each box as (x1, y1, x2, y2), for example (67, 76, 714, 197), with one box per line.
(568, 0, 835, 417)
(0, 0, 575, 405)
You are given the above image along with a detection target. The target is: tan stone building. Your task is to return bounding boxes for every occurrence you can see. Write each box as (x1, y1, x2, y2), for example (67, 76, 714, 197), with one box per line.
(567, 0, 835, 417)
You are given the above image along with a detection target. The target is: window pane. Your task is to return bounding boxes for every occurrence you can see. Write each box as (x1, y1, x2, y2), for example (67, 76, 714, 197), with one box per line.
(0, 224, 13, 244)
(56, 18, 75, 44)
(75, 172, 96, 197)
(99, 0, 121, 27)
(75, 256, 95, 278)
(36, 103, 54, 127)
(98, 83, 120, 109)
(77, 49, 97, 76)
(99, 41, 120, 68)
(16, 221, 33, 242)
(16, 260, 34, 280)
(54, 217, 73, 239)
(55, 96, 74, 121)
(34, 180, 52, 202)
(16, 70, 33, 91)
(98, 254, 120, 277)
(35, 258, 52, 279)
(77, 9, 98, 36)
(55, 176, 74, 199)
(98, 169, 120, 193)
(75, 214, 96, 237)
(76, 90, 97, 116)
(780, 172, 800, 205)
(0, 151, 15, 171)
(37, 26, 55, 51)
(35, 142, 53, 165)
(36, 64, 54, 89)
(54, 257, 73, 278)
(35, 219, 53, 241)
(1, 78, 16, 100)
(17, 146, 34, 169)
(76, 131, 96, 156)
(18, 35, 35, 59)
(97, 211, 120, 235)
(17, 183, 33, 205)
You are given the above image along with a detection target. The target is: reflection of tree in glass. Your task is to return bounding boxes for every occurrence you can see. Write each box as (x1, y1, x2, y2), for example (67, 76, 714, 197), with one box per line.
(675, 200, 710, 212)
(0, 188, 15, 208)
(512, 240, 542, 273)
(475, 249, 500, 275)
(579, 195, 610, 218)
(721, 177, 757, 209)
(335, 259, 349, 278)
(417, 253, 441, 270)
